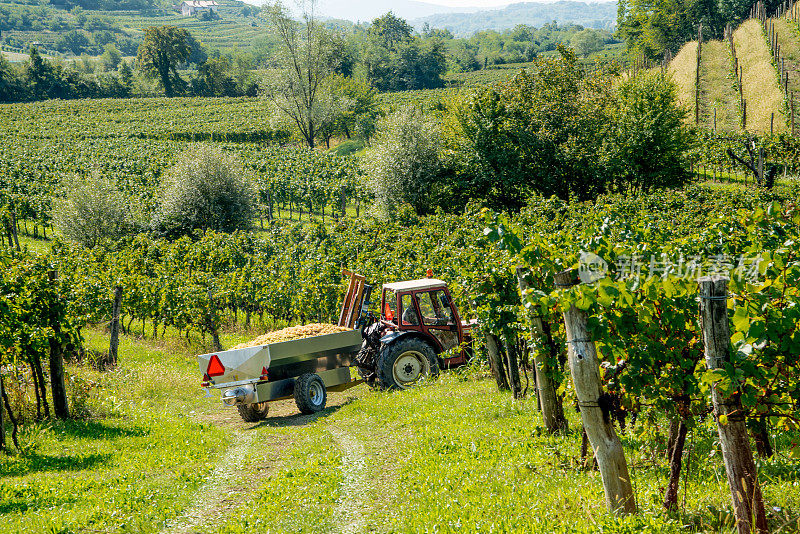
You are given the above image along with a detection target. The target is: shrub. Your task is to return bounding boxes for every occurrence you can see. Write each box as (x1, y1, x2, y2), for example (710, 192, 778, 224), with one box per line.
(52, 172, 134, 248)
(603, 70, 692, 193)
(364, 106, 443, 215)
(152, 146, 256, 237)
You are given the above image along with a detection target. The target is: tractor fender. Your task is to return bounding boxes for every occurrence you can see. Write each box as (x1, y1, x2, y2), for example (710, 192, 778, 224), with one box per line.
(380, 331, 438, 353)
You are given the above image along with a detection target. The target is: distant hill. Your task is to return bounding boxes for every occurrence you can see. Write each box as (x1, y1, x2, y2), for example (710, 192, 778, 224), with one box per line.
(309, 0, 488, 23)
(412, 1, 617, 37)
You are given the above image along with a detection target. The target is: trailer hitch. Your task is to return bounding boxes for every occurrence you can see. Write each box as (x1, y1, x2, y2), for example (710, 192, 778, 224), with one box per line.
(221, 384, 256, 406)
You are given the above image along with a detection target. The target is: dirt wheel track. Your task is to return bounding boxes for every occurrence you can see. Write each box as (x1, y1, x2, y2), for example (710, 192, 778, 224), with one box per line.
(164, 391, 364, 533)
(162, 429, 256, 534)
(330, 427, 368, 534)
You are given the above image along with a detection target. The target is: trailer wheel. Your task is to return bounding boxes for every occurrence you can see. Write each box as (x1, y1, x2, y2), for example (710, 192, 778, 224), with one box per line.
(377, 337, 439, 390)
(294, 373, 327, 414)
(237, 401, 269, 422)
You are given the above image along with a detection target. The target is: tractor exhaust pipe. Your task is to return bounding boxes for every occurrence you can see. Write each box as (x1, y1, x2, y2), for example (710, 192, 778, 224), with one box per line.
(221, 385, 256, 406)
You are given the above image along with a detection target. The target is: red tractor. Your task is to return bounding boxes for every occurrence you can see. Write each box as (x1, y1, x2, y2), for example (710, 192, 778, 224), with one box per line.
(340, 272, 473, 389)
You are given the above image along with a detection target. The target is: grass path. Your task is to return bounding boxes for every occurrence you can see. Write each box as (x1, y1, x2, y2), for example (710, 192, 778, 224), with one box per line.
(775, 17, 800, 131)
(699, 40, 741, 132)
(3, 327, 800, 533)
(734, 19, 787, 133)
(667, 40, 698, 113)
(162, 429, 256, 534)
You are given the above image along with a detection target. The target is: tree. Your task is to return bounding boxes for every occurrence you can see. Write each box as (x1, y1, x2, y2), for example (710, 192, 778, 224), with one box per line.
(364, 106, 443, 215)
(444, 47, 612, 209)
(0, 53, 22, 102)
(363, 13, 447, 91)
(25, 48, 57, 100)
(100, 43, 122, 71)
(263, 0, 340, 148)
(152, 146, 256, 238)
(603, 71, 691, 193)
(56, 30, 90, 55)
(135, 26, 194, 97)
(52, 172, 135, 248)
(117, 60, 134, 96)
(194, 56, 236, 96)
(616, 0, 729, 59)
(368, 12, 412, 51)
(571, 28, 605, 57)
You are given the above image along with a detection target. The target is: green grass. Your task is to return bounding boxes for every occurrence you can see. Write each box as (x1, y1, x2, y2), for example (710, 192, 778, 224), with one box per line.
(2, 322, 799, 532)
(0, 330, 230, 533)
(775, 18, 800, 131)
(734, 19, 787, 134)
(699, 40, 742, 132)
(668, 40, 699, 113)
(223, 374, 800, 533)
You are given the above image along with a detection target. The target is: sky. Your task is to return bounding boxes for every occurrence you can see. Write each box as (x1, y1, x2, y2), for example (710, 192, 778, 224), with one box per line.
(422, 0, 510, 6)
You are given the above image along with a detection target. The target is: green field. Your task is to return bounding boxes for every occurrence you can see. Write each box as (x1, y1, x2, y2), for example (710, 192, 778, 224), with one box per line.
(0, 0, 267, 54)
(2, 31, 800, 534)
(2, 321, 799, 533)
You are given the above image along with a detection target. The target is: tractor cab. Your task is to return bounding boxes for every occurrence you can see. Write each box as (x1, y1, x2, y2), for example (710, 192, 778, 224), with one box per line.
(380, 279, 471, 367)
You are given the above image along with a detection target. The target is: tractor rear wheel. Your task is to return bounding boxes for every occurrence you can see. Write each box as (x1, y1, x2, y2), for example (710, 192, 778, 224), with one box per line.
(237, 401, 269, 422)
(294, 373, 327, 414)
(377, 337, 439, 390)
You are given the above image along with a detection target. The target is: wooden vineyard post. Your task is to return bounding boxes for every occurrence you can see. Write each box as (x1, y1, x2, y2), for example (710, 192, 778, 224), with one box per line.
(485, 333, 509, 391)
(696, 24, 703, 125)
(698, 277, 768, 534)
(0, 374, 4, 451)
(47, 271, 69, 419)
(554, 269, 636, 515)
(9, 209, 19, 251)
(743, 100, 747, 131)
(207, 289, 222, 352)
(109, 286, 123, 368)
(516, 267, 568, 433)
(503, 332, 523, 399)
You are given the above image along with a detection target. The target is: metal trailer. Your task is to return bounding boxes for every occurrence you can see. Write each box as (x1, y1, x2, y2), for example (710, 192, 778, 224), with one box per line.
(198, 329, 363, 421)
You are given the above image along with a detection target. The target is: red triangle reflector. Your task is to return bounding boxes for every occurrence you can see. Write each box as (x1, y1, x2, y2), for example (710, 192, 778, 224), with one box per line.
(206, 355, 225, 377)
(261, 367, 268, 375)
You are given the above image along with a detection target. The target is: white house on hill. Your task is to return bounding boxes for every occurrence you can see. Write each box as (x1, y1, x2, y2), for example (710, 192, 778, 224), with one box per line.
(180, 0, 219, 16)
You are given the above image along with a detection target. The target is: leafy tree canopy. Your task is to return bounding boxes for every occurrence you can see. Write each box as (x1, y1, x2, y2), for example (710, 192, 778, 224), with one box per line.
(135, 26, 197, 97)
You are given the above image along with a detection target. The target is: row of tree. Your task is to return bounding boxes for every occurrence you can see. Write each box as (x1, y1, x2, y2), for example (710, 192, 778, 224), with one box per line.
(367, 48, 691, 213)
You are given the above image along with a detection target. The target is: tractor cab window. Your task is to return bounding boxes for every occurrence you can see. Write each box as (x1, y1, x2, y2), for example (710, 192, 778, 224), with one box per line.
(383, 289, 397, 322)
(400, 294, 419, 325)
(417, 290, 454, 326)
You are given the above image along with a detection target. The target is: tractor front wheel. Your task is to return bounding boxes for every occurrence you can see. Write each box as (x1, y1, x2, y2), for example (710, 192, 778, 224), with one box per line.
(377, 338, 439, 390)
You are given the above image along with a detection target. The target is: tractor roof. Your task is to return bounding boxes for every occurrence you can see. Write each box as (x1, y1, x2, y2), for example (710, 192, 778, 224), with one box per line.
(383, 279, 448, 292)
